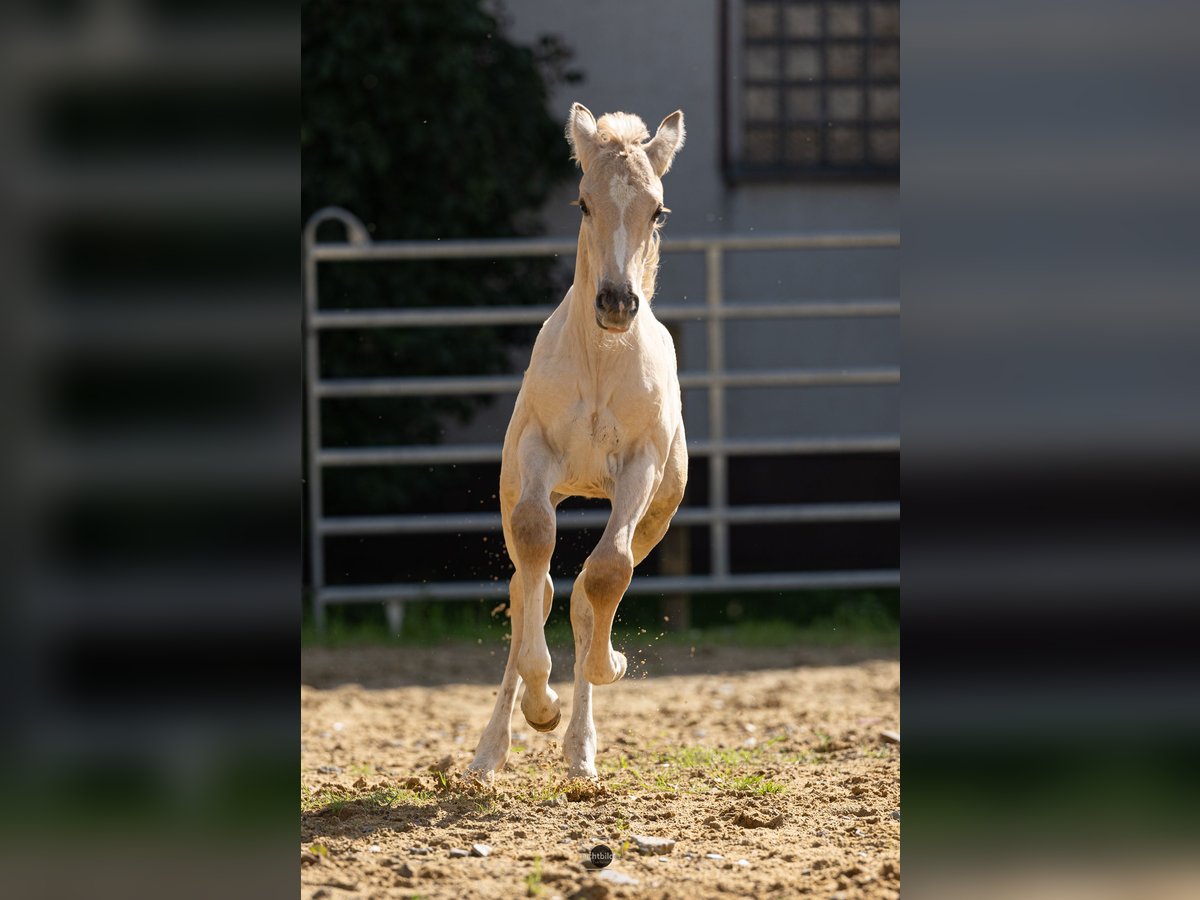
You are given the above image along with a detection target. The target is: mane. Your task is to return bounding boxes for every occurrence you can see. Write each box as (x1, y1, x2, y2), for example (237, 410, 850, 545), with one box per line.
(642, 224, 661, 303)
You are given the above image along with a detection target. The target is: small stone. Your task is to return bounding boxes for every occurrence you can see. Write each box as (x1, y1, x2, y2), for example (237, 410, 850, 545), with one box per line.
(368, 844, 381, 853)
(449, 847, 469, 858)
(631, 835, 676, 855)
(317, 765, 342, 775)
(471, 843, 492, 857)
(891, 810, 901, 821)
(410, 846, 434, 855)
(312, 891, 329, 899)
(598, 869, 638, 886)
(705, 853, 724, 860)
(880, 730, 901, 744)
(397, 862, 414, 878)
(737, 859, 750, 867)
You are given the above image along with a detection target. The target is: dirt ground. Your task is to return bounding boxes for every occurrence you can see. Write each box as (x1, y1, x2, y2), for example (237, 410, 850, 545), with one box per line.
(301, 640, 900, 899)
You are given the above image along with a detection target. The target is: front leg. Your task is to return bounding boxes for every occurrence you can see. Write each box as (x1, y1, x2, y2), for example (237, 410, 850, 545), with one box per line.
(582, 452, 660, 686)
(509, 430, 563, 732)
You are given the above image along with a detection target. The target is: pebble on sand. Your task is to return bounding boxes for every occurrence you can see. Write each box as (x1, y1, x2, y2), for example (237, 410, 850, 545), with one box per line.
(449, 848, 470, 858)
(598, 869, 639, 886)
(471, 843, 492, 857)
(631, 835, 676, 855)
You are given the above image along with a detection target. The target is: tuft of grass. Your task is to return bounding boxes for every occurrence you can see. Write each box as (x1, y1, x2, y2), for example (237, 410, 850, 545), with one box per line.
(729, 774, 785, 795)
(525, 856, 544, 897)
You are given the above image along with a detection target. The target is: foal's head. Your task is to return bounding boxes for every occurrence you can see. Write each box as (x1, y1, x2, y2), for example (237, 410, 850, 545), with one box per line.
(566, 103, 685, 333)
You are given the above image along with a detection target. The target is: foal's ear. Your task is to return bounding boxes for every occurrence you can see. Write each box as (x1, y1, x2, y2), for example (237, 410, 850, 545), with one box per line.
(646, 110, 686, 177)
(566, 102, 600, 169)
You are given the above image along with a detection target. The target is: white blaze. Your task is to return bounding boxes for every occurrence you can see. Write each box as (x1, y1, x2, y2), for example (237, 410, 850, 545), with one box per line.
(609, 174, 638, 274)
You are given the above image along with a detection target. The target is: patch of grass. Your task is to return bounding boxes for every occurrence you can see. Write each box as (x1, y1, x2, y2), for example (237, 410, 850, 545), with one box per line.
(660, 745, 759, 769)
(599, 738, 799, 798)
(728, 774, 785, 795)
(300, 784, 436, 815)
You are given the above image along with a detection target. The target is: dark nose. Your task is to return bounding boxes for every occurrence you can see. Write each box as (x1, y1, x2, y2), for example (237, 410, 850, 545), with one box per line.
(594, 282, 639, 329)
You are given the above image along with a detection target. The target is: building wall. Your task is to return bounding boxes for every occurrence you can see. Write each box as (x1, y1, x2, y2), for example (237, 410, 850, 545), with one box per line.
(449, 0, 898, 442)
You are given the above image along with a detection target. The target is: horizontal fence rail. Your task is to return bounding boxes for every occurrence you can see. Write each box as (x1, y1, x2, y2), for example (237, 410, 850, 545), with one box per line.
(304, 207, 899, 629)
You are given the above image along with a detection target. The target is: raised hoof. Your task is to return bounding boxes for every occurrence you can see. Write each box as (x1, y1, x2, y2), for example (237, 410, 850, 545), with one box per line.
(526, 709, 561, 733)
(585, 649, 628, 686)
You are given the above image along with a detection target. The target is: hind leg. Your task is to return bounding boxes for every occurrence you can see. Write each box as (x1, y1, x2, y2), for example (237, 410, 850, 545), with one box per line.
(468, 573, 524, 777)
(468, 571, 553, 778)
(563, 570, 597, 777)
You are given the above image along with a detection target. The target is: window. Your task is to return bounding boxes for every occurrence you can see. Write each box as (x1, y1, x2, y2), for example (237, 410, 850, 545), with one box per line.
(723, 0, 900, 179)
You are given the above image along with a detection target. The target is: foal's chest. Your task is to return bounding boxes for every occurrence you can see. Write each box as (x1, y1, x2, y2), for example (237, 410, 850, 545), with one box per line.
(540, 381, 662, 496)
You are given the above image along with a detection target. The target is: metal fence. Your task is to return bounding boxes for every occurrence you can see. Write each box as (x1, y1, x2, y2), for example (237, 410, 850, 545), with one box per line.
(304, 206, 899, 630)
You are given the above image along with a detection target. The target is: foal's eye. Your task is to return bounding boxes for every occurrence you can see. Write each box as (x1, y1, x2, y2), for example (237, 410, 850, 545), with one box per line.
(654, 206, 670, 226)
(575, 199, 590, 216)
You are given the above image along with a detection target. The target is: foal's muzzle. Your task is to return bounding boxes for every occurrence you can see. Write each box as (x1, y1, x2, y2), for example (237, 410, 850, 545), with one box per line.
(595, 282, 639, 332)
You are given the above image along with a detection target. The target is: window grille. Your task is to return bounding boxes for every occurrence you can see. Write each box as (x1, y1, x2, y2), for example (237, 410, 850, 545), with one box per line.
(724, 0, 900, 179)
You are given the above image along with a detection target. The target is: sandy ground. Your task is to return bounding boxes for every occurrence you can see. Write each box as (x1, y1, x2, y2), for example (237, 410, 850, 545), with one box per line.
(301, 641, 900, 899)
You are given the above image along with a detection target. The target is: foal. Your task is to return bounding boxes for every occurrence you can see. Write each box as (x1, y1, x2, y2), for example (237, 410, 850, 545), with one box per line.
(469, 104, 688, 780)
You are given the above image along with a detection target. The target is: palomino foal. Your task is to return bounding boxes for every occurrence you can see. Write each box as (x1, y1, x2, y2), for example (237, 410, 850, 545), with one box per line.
(469, 104, 688, 780)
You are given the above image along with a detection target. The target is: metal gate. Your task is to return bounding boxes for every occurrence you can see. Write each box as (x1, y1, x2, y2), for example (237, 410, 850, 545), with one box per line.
(304, 207, 899, 630)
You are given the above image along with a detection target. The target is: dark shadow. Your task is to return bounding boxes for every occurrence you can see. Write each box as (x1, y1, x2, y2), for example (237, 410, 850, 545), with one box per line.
(302, 785, 563, 844)
(301, 640, 898, 690)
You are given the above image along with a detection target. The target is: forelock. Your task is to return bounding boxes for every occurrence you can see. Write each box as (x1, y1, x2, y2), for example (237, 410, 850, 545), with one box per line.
(595, 112, 650, 146)
(580, 116, 651, 187)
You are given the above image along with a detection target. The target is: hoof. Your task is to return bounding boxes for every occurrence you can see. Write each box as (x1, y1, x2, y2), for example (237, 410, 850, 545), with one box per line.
(585, 649, 628, 686)
(526, 709, 561, 733)
(566, 762, 598, 779)
(463, 765, 496, 785)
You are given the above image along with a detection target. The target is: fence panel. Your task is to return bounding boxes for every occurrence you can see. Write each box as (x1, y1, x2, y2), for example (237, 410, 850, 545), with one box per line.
(303, 207, 899, 630)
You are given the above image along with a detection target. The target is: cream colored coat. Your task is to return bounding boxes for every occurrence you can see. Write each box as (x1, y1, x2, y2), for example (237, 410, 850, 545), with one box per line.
(469, 104, 688, 779)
